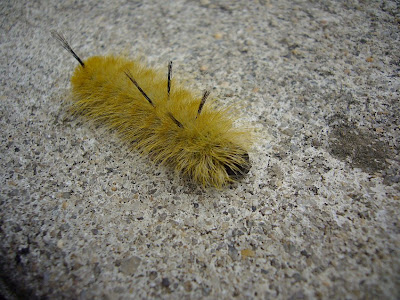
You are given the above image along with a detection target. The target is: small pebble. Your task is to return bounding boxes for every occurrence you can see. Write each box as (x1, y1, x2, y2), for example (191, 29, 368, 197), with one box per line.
(161, 277, 170, 287)
(200, 65, 208, 72)
(214, 32, 223, 39)
(119, 256, 141, 275)
(241, 248, 255, 259)
(57, 239, 64, 249)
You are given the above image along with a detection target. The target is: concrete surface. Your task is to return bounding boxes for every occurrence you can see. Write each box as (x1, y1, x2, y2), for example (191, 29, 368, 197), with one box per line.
(0, 0, 399, 299)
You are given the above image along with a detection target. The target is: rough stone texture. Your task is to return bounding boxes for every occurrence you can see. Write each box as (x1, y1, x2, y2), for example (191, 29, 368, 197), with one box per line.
(1, 0, 399, 299)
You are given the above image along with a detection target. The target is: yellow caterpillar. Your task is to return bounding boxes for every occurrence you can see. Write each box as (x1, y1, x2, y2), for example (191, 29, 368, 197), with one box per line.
(52, 31, 252, 188)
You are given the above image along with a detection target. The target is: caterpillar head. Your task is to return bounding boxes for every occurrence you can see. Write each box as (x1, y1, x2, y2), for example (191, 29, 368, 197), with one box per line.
(224, 152, 251, 179)
(189, 139, 252, 188)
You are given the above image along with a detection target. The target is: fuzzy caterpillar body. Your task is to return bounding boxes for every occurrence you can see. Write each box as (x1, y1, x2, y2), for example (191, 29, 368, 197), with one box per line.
(53, 31, 251, 188)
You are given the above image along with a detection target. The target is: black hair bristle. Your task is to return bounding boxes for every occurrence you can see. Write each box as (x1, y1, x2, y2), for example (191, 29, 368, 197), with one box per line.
(167, 61, 172, 100)
(125, 71, 155, 107)
(51, 30, 85, 67)
(196, 90, 210, 118)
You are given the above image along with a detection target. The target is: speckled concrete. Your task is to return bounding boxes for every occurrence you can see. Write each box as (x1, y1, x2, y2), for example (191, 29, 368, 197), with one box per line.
(1, 0, 399, 299)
